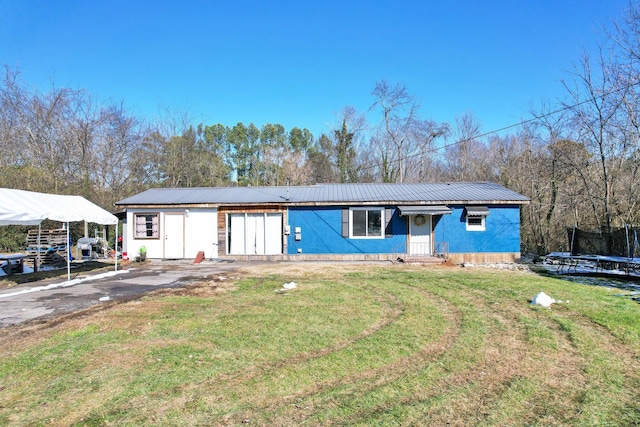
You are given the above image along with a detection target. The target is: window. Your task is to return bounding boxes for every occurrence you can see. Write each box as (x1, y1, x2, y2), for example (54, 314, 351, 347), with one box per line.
(350, 208, 384, 238)
(134, 213, 159, 238)
(465, 206, 489, 231)
(466, 215, 486, 231)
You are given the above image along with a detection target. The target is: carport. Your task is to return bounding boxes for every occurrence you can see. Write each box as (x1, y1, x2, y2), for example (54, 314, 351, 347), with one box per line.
(0, 188, 119, 280)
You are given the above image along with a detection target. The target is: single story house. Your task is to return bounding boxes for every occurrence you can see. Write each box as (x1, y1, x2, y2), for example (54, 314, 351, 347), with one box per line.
(114, 182, 530, 264)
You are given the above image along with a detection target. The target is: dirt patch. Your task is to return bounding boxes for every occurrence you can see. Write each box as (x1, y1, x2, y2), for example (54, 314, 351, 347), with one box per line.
(238, 260, 396, 278)
(153, 275, 239, 298)
(441, 258, 457, 267)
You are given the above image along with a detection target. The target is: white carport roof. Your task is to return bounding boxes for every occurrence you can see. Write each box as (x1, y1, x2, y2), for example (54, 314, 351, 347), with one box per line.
(0, 188, 117, 226)
(0, 188, 119, 281)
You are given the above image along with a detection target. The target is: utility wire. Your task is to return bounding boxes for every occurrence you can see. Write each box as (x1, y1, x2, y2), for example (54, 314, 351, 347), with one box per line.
(241, 78, 638, 204)
(358, 78, 640, 173)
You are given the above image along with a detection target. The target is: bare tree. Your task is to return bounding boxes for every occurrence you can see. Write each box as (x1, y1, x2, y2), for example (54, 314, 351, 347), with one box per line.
(443, 112, 492, 181)
(370, 80, 448, 183)
(561, 48, 627, 234)
(91, 104, 147, 204)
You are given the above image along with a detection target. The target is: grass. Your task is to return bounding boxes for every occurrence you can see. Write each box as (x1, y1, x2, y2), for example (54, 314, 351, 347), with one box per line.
(0, 263, 638, 426)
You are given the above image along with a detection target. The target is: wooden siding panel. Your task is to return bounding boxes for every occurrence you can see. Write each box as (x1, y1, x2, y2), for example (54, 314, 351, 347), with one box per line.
(217, 211, 226, 257)
(448, 252, 521, 264)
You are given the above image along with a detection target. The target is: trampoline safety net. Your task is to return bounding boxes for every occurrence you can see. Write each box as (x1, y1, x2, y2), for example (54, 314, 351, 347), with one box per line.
(567, 226, 640, 257)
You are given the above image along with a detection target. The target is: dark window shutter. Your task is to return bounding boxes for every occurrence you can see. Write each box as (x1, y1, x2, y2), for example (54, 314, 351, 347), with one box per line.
(385, 208, 393, 237)
(342, 209, 349, 237)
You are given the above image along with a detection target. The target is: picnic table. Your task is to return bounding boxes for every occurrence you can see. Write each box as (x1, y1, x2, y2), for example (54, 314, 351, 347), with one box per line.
(0, 253, 38, 276)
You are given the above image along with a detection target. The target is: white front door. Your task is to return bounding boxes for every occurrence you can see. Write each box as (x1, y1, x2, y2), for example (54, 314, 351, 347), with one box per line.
(409, 214, 432, 255)
(164, 213, 185, 259)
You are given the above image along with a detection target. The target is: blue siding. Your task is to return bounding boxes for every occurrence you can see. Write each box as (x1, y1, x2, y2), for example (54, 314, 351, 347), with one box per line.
(287, 207, 407, 254)
(287, 205, 521, 255)
(434, 205, 521, 253)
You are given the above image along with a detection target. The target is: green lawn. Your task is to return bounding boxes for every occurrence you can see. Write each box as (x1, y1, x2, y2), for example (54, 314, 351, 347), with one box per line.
(0, 263, 638, 426)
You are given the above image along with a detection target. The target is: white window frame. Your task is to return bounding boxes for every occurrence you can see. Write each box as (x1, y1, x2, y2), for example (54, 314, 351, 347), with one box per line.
(466, 215, 486, 232)
(134, 213, 160, 239)
(349, 207, 385, 239)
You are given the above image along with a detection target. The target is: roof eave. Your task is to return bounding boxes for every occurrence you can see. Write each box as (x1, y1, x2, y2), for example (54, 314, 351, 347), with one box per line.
(116, 199, 530, 209)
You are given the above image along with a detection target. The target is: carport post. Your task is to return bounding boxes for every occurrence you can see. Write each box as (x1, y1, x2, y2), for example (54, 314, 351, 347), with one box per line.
(114, 224, 118, 271)
(37, 224, 41, 270)
(66, 223, 71, 282)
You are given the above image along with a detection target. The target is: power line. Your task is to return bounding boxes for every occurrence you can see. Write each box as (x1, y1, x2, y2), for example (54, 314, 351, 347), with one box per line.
(358, 78, 640, 173)
(313, 79, 640, 198)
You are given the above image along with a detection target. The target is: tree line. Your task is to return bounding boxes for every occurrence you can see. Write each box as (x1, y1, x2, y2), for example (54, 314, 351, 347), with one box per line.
(2, 4, 640, 255)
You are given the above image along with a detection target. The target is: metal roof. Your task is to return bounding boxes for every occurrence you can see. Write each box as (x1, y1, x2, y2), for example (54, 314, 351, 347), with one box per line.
(115, 182, 530, 207)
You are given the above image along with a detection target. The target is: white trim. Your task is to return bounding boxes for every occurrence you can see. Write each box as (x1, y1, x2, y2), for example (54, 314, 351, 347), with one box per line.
(466, 215, 486, 231)
(133, 212, 160, 239)
(349, 207, 385, 239)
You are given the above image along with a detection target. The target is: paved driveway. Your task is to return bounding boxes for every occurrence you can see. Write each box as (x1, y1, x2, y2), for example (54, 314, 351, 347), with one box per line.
(0, 260, 242, 327)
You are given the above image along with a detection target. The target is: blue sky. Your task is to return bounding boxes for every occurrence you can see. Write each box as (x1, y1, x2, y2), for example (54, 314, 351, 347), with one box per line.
(0, 0, 630, 138)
